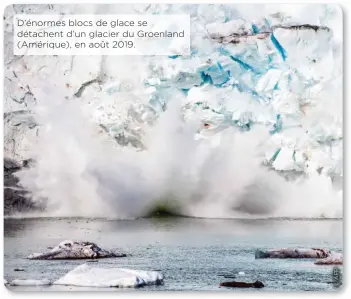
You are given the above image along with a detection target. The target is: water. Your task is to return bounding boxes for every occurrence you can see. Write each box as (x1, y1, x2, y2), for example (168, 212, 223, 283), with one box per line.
(4, 217, 343, 292)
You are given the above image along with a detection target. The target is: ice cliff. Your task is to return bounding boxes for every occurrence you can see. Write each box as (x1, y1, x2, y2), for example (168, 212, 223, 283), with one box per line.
(3, 4, 343, 218)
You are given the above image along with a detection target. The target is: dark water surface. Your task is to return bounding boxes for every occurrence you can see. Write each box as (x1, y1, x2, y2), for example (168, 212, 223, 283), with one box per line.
(4, 218, 343, 292)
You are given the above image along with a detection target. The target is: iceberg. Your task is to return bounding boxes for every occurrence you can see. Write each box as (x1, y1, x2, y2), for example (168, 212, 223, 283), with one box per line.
(255, 248, 330, 259)
(27, 240, 126, 260)
(53, 264, 164, 288)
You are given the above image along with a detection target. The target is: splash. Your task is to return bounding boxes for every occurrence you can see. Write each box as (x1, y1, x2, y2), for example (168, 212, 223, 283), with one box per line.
(14, 85, 342, 219)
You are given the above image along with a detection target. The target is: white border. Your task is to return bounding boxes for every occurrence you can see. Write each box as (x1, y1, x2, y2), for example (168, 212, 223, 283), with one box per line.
(1, 0, 349, 298)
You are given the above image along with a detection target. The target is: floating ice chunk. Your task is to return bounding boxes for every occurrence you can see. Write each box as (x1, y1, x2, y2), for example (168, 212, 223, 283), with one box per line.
(255, 248, 331, 259)
(238, 272, 245, 276)
(54, 264, 164, 288)
(27, 240, 126, 260)
(314, 252, 343, 265)
(10, 279, 51, 286)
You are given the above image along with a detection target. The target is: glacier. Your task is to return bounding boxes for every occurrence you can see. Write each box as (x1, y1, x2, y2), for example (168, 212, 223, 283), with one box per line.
(3, 4, 343, 218)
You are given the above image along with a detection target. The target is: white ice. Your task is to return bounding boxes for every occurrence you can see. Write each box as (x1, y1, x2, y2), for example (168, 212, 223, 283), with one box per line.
(53, 264, 164, 288)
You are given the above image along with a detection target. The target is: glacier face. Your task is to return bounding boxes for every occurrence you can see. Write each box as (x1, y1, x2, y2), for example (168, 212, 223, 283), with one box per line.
(4, 4, 343, 218)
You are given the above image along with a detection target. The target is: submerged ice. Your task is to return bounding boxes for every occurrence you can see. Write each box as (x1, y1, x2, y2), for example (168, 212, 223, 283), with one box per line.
(4, 4, 342, 219)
